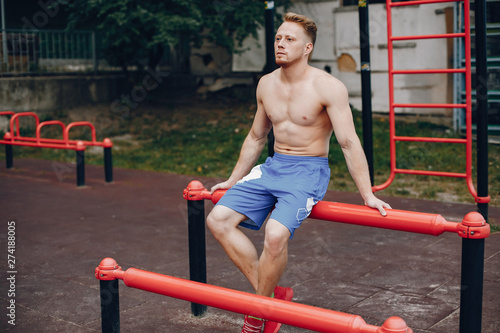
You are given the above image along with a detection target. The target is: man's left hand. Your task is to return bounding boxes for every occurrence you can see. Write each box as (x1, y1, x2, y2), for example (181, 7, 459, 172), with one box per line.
(365, 196, 392, 216)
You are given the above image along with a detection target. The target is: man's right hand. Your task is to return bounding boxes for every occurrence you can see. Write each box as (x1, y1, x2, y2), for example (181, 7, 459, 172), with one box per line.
(210, 180, 236, 194)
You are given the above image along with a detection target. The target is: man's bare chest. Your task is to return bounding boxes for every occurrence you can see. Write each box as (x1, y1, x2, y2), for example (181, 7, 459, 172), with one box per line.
(263, 86, 325, 125)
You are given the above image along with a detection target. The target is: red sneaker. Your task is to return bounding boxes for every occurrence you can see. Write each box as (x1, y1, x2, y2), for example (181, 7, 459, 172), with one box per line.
(263, 286, 293, 333)
(242, 315, 264, 333)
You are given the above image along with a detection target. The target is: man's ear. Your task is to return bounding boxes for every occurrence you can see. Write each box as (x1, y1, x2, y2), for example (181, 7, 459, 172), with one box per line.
(305, 42, 313, 57)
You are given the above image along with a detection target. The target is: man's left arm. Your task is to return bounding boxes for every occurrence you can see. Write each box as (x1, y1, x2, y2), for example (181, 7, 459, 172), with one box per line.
(322, 77, 392, 216)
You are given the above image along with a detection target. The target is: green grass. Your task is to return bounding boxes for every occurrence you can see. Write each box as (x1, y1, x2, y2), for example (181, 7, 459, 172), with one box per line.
(0, 89, 498, 228)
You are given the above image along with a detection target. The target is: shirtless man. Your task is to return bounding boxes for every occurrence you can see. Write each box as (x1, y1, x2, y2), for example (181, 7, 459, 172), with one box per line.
(206, 13, 391, 333)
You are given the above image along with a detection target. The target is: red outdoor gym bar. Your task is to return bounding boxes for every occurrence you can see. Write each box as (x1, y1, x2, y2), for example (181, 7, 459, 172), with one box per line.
(0, 111, 113, 185)
(183, 180, 489, 332)
(96, 258, 412, 333)
(183, 180, 490, 239)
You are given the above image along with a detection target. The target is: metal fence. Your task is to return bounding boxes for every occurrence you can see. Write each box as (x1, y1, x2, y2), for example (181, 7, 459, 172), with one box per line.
(0, 29, 98, 75)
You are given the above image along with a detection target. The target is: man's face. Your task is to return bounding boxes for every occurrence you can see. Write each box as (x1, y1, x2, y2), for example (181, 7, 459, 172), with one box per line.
(274, 21, 312, 68)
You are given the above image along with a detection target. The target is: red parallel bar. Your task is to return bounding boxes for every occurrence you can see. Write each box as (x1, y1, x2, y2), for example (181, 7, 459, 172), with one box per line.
(391, 32, 465, 41)
(0, 139, 83, 150)
(15, 136, 70, 144)
(394, 168, 467, 178)
(309, 201, 458, 236)
(184, 183, 459, 237)
(390, 0, 462, 7)
(393, 103, 465, 108)
(394, 136, 467, 144)
(109, 266, 411, 333)
(392, 68, 466, 74)
(16, 136, 107, 147)
(69, 140, 107, 147)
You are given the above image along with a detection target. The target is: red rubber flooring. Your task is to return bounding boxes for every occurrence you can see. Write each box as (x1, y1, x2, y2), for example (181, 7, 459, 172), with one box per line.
(0, 158, 499, 332)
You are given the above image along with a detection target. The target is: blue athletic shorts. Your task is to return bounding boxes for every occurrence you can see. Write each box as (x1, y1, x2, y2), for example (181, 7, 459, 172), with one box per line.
(216, 153, 330, 238)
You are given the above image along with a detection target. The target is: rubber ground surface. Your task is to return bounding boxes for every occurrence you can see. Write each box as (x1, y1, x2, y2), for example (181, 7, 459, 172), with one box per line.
(0, 159, 499, 332)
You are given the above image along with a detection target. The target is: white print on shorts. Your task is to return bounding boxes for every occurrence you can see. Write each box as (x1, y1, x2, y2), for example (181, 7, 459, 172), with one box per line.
(237, 165, 262, 185)
(296, 197, 316, 222)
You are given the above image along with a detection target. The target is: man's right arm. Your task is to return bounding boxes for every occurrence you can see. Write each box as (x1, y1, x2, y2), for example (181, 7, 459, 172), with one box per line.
(211, 79, 273, 193)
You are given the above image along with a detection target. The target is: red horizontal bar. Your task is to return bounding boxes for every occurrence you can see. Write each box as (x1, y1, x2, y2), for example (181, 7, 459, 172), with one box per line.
(390, 0, 462, 7)
(391, 68, 466, 74)
(391, 33, 465, 41)
(393, 103, 465, 108)
(183, 182, 460, 236)
(394, 168, 467, 178)
(309, 201, 458, 236)
(4, 136, 105, 147)
(0, 140, 81, 150)
(12, 136, 68, 145)
(105, 265, 409, 333)
(394, 136, 467, 144)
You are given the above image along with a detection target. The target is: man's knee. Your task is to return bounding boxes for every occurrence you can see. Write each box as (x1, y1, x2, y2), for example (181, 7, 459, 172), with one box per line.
(207, 206, 242, 237)
(206, 209, 224, 236)
(264, 220, 290, 257)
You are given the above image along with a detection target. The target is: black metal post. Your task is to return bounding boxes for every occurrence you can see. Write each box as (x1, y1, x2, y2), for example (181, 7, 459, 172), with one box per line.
(104, 147, 113, 183)
(474, 0, 488, 221)
(264, 0, 276, 157)
(459, 238, 485, 333)
(187, 199, 207, 316)
(100, 279, 120, 333)
(264, 1, 276, 75)
(358, 0, 374, 185)
(76, 149, 85, 187)
(5, 144, 12, 169)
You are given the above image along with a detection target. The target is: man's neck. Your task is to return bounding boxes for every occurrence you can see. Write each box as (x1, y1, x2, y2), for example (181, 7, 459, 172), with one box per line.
(279, 60, 310, 83)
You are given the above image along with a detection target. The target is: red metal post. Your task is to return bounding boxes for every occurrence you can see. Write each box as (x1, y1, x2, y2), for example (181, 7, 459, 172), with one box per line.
(96, 258, 412, 333)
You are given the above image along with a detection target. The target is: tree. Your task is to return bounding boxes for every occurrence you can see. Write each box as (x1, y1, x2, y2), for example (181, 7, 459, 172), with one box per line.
(65, 0, 291, 74)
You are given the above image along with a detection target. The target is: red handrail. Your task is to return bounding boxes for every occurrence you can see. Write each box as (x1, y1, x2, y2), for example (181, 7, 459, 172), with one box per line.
(375, 0, 490, 204)
(182, 181, 490, 239)
(64, 121, 98, 147)
(0, 112, 112, 150)
(9, 112, 40, 140)
(36, 120, 65, 144)
(96, 258, 413, 333)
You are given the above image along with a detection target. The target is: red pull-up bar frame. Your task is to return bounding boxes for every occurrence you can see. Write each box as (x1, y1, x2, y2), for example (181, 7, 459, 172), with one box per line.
(374, 0, 490, 204)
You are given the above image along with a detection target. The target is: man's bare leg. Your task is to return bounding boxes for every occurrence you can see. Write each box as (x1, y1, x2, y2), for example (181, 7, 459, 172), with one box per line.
(256, 219, 290, 297)
(207, 205, 260, 290)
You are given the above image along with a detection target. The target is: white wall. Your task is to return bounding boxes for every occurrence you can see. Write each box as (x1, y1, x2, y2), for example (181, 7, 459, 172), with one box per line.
(232, 1, 454, 115)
